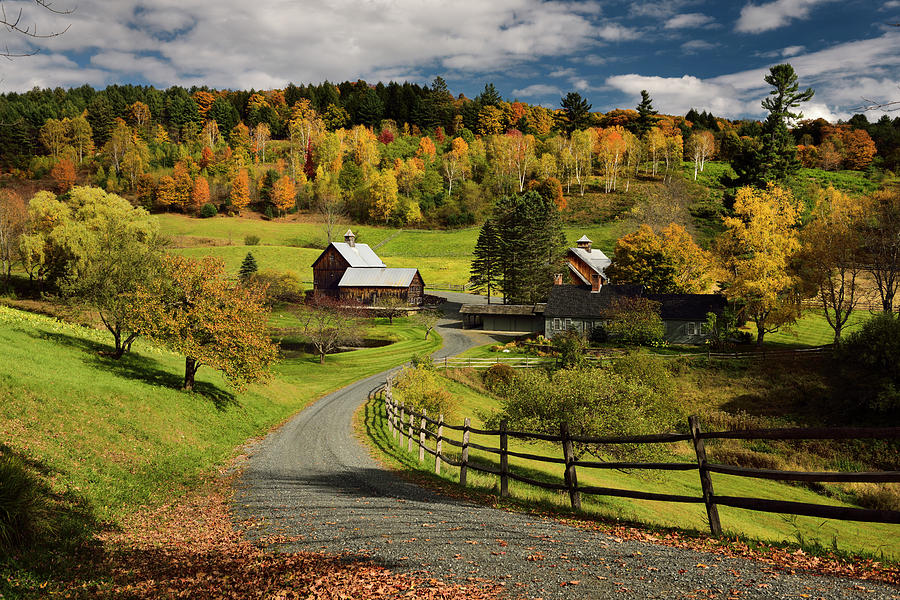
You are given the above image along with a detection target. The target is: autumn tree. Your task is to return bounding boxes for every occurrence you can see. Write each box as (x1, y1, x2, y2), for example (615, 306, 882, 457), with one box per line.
(441, 136, 470, 196)
(70, 114, 94, 164)
(252, 122, 271, 163)
(411, 308, 442, 340)
(315, 168, 343, 242)
(798, 187, 864, 342)
(0, 191, 26, 287)
(687, 130, 715, 180)
(595, 127, 627, 193)
(39, 118, 69, 158)
(568, 129, 593, 196)
(718, 184, 803, 344)
(156, 176, 177, 211)
(104, 118, 131, 174)
(841, 129, 877, 170)
(120, 138, 150, 191)
(369, 169, 399, 222)
(229, 169, 251, 213)
(129, 101, 151, 133)
(191, 176, 211, 213)
(608, 224, 714, 294)
(51, 158, 76, 193)
(857, 187, 900, 313)
(129, 255, 277, 390)
(271, 175, 296, 215)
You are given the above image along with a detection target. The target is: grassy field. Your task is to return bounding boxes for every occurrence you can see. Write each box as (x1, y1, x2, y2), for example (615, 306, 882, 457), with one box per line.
(156, 213, 633, 288)
(764, 308, 873, 347)
(363, 370, 899, 560)
(0, 306, 438, 529)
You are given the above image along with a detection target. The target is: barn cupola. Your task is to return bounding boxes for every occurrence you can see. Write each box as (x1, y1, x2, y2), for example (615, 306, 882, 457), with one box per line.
(344, 229, 356, 247)
(576, 235, 592, 253)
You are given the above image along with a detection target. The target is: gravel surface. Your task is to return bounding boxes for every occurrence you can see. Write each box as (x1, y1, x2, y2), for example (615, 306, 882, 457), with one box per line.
(234, 293, 900, 599)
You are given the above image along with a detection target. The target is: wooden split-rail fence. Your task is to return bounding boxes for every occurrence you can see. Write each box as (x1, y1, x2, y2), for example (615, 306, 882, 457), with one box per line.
(379, 380, 900, 537)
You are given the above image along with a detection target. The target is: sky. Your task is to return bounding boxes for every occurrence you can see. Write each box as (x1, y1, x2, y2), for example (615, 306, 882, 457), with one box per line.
(2, 0, 899, 121)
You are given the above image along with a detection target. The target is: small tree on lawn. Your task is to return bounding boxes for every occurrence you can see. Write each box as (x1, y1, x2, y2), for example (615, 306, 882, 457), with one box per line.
(299, 296, 363, 364)
(411, 308, 442, 340)
(606, 297, 665, 346)
(376, 295, 407, 324)
(129, 255, 277, 390)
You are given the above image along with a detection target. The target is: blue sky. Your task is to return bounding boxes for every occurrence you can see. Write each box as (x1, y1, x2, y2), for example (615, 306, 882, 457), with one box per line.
(3, 0, 900, 121)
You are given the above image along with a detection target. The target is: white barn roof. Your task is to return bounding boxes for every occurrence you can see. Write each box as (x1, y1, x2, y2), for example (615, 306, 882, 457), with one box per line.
(328, 242, 386, 268)
(569, 246, 611, 276)
(338, 267, 420, 288)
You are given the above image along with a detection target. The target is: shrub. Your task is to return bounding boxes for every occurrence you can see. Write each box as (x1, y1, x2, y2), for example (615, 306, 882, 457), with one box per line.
(482, 362, 517, 392)
(0, 452, 53, 554)
(553, 327, 587, 368)
(199, 202, 217, 218)
(837, 313, 900, 417)
(244, 234, 261, 246)
(251, 269, 304, 304)
(409, 352, 435, 370)
(606, 297, 665, 346)
(392, 365, 456, 426)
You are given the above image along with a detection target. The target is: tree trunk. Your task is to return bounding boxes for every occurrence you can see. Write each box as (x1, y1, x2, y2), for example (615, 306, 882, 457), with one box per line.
(756, 322, 765, 346)
(183, 357, 200, 390)
(319, 352, 326, 364)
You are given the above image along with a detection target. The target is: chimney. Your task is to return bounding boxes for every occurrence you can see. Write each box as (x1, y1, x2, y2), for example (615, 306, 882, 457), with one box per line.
(344, 229, 356, 247)
(576, 235, 592, 253)
(554, 273, 564, 286)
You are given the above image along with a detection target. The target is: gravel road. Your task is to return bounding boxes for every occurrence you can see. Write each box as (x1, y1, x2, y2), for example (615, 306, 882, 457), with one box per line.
(234, 293, 899, 599)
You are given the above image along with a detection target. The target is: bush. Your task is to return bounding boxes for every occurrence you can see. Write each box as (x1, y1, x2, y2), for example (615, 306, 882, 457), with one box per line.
(409, 352, 435, 370)
(482, 363, 517, 392)
(0, 452, 53, 554)
(199, 202, 218, 218)
(251, 269, 304, 304)
(392, 365, 457, 426)
(244, 234, 261, 246)
(606, 297, 665, 346)
(837, 313, 900, 417)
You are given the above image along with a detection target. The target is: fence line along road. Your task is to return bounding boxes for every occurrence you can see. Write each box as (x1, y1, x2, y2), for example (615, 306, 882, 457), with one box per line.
(379, 379, 900, 537)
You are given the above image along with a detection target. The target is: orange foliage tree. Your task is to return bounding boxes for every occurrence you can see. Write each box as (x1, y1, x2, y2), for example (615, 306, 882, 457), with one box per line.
(271, 175, 296, 215)
(230, 169, 251, 213)
(128, 255, 277, 390)
(172, 162, 194, 211)
(156, 176, 177, 211)
(842, 129, 877, 170)
(191, 176, 211, 213)
(51, 159, 77, 193)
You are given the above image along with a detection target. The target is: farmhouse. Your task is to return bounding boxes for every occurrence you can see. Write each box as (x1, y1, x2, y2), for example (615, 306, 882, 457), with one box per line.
(544, 284, 726, 345)
(311, 230, 425, 305)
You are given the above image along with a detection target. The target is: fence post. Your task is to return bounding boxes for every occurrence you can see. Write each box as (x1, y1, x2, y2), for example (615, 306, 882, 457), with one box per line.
(435, 414, 443, 475)
(560, 423, 582, 510)
(689, 415, 722, 537)
(407, 412, 414, 453)
(460, 417, 470, 486)
(398, 402, 405, 443)
(419, 409, 427, 463)
(500, 419, 509, 498)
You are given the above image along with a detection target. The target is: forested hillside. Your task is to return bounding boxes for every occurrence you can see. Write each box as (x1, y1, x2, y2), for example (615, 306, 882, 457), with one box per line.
(1, 77, 897, 231)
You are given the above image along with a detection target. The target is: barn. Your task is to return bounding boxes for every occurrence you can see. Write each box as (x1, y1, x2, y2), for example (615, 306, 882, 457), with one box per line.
(311, 230, 425, 305)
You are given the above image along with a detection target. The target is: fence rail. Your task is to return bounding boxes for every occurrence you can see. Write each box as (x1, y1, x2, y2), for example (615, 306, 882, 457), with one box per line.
(379, 379, 900, 537)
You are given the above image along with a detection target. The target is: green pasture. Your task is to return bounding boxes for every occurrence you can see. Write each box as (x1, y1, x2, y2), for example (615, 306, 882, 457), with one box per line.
(0, 306, 437, 525)
(364, 372, 899, 559)
(758, 308, 873, 347)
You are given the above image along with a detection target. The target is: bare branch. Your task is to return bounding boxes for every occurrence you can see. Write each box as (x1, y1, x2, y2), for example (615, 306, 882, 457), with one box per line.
(1, 0, 74, 58)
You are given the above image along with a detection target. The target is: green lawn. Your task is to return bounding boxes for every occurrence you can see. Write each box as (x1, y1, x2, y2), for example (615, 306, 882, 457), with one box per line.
(365, 372, 899, 559)
(0, 306, 438, 526)
(757, 308, 874, 347)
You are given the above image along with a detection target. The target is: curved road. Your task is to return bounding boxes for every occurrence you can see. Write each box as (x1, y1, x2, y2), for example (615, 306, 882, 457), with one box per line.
(234, 293, 898, 599)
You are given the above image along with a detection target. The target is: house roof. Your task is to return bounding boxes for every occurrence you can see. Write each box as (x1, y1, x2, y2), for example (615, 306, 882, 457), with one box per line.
(312, 242, 386, 268)
(543, 285, 644, 318)
(544, 285, 725, 321)
(338, 267, 420, 288)
(646, 294, 726, 320)
(459, 304, 545, 316)
(568, 247, 611, 276)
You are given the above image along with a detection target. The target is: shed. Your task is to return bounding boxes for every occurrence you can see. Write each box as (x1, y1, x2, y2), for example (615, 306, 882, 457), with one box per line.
(459, 303, 546, 334)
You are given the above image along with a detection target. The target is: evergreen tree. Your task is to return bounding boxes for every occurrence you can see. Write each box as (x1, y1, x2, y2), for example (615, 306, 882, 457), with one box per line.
(476, 83, 502, 107)
(730, 63, 814, 188)
(239, 251, 258, 282)
(469, 218, 502, 303)
(554, 92, 593, 135)
(633, 90, 658, 137)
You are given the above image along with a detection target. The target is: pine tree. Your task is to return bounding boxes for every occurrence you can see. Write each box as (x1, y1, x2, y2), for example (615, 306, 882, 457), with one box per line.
(633, 90, 658, 137)
(239, 252, 258, 282)
(555, 92, 593, 135)
(469, 218, 502, 303)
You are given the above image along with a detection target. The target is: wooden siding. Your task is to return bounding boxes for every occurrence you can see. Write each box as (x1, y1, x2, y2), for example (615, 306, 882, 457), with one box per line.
(340, 273, 425, 306)
(312, 245, 350, 291)
(567, 251, 605, 291)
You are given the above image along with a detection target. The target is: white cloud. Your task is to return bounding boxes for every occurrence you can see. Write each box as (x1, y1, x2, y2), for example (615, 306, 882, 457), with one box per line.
(2, 0, 622, 92)
(549, 67, 577, 78)
(736, 0, 836, 34)
(681, 40, 718, 54)
(665, 13, 715, 29)
(0, 53, 108, 90)
(883, 1, 900, 9)
(512, 84, 561, 97)
(605, 31, 900, 119)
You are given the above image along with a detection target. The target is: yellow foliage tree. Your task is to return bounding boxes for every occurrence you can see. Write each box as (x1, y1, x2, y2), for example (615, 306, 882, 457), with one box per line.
(369, 169, 399, 223)
(272, 175, 296, 215)
(230, 169, 251, 213)
(718, 184, 802, 345)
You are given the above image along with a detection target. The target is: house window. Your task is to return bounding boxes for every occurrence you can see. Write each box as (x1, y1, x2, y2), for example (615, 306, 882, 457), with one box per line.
(564, 318, 572, 330)
(686, 322, 698, 336)
(553, 318, 561, 330)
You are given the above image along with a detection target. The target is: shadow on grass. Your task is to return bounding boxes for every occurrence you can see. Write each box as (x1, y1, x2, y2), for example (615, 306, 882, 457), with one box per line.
(29, 330, 237, 410)
(0, 445, 109, 599)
